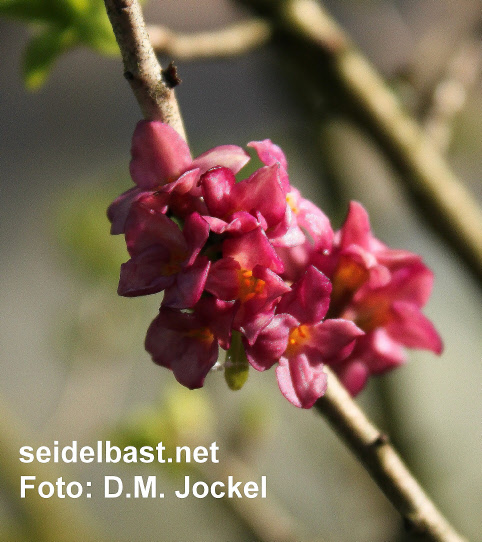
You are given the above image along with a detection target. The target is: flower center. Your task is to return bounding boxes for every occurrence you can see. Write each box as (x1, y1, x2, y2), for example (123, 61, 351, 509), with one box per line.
(329, 256, 369, 317)
(237, 269, 266, 303)
(286, 192, 299, 214)
(353, 298, 391, 332)
(160, 251, 187, 276)
(286, 324, 311, 355)
(185, 327, 214, 343)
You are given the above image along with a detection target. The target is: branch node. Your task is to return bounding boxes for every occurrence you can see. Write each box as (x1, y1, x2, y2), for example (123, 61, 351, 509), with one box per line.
(371, 433, 389, 447)
(162, 61, 182, 89)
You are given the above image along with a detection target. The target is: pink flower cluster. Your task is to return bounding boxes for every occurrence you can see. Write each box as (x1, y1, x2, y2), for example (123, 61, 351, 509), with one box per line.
(108, 121, 442, 408)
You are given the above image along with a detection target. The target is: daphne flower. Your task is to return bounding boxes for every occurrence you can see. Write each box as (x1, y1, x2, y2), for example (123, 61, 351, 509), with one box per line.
(108, 121, 250, 234)
(118, 201, 210, 309)
(313, 202, 443, 395)
(145, 298, 236, 389)
(244, 266, 364, 408)
(206, 228, 289, 343)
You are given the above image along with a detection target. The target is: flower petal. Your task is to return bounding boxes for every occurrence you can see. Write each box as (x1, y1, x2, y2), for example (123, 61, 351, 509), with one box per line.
(223, 228, 284, 273)
(201, 166, 237, 218)
(107, 187, 143, 235)
(145, 311, 218, 389)
(248, 139, 290, 194)
(191, 145, 250, 175)
(245, 314, 298, 371)
(276, 349, 327, 408)
(162, 257, 211, 309)
(277, 266, 332, 323)
(308, 318, 364, 361)
(340, 201, 372, 250)
(118, 246, 173, 297)
(125, 203, 186, 257)
(129, 120, 192, 189)
(335, 361, 369, 396)
(387, 302, 443, 354)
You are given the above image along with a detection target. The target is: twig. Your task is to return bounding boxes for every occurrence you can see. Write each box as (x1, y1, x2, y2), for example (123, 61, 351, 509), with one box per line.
(423, 38, 482, 152)
(148, 19, 271, 61)
(315, 368, 467, 542)
(236, 0, 482, 283)
(103, 0, 186, 139)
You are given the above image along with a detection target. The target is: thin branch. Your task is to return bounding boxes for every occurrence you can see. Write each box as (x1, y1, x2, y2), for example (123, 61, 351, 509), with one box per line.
(237, 0, 482, 284)
(103, 0, 186, 139)
(423, 38, 482, 152)
(148, 19, 271, 61)
(315, 368, 467, 542)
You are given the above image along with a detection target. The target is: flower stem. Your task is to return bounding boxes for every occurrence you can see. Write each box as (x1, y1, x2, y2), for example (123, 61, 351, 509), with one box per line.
(315, 368, 467, 542)
(103, 0, 186, 139)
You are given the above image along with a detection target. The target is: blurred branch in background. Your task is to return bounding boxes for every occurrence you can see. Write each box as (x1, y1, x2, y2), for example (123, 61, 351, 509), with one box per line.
(0, 397, 107, 542)
(422, 38, 481, 153)
(235, 0, 482, 284)
(148, 18, 271, 60)
(113, 389, 312, 542)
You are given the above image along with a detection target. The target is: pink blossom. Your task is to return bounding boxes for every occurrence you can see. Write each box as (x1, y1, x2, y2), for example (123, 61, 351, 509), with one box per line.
(313, 202, 443, 394)
(245, 266, 364, 408)
(108, 121, 250, 234)
(277, 188, 334, 281)
(118, 200, 210, 309)
(145, 298, 236, 389)
(206, 228, 289, 342)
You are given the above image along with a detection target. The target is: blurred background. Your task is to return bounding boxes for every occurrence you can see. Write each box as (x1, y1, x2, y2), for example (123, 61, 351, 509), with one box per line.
(0, 0, 480, 540)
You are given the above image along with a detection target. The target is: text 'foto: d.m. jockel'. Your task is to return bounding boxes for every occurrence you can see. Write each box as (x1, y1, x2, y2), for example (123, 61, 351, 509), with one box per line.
(108, 121, 443, 408)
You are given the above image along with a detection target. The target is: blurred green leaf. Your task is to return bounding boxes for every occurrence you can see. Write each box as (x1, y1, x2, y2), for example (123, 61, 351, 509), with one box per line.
(53, 184, 127, 283)
(23, 27, 75, 89)
(0, 0, 119, 88)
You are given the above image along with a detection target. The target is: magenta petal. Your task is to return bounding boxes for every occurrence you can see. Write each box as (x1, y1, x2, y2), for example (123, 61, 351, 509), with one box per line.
(129, 121, 192, 189)
(388, 262, 434, 307)
(196, 298, 237, 350)
(201, 166, 237, 218)
(387, 302, 443, 354)
(340, 201, 372, 250)
(183, 212, 210, 265)
(360, 329, 406, 373)
(205, 258, 241, 300)
(191, 145, 250, 175)
(244, 314, 298, 370)
(145, 313, 218, 389)
(162, 257, 211, 309)
(239, 309, 276, 346)
(118, 246, 173, 297)
(248, 139, 290, 194)
(107, 187, 143, 235)
(335, 361, 369, 396)
(223, 228, 284, 273)
(376, 249, 422, 271)
(248, 139, 288, 170)
(276, 350, 327, 408)
(277, 266, 332, 323)
(308, 318, 364, 361)
(269, 209, 306, 247)
(125, 204, 186, 257)
(202, 216, 230, 234)
(159, 168, 200, 195)
(238, 164, 286, 229)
